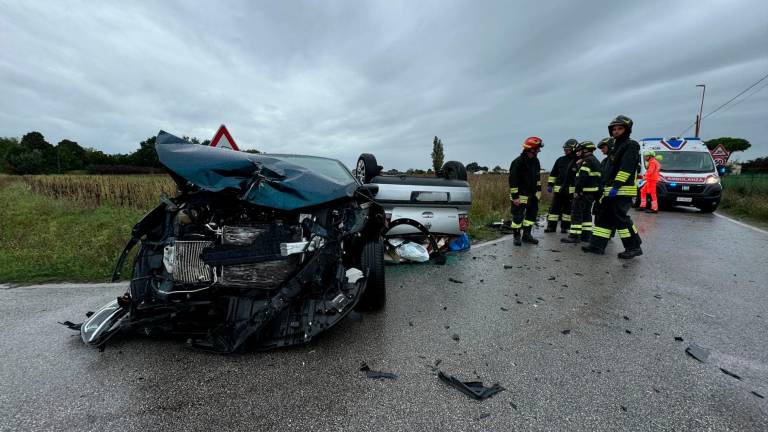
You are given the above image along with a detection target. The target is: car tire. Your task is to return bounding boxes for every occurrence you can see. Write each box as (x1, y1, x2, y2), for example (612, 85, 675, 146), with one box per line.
(699, 203, 718, 213)
(441, 161, 467, 181)
(356, 153, 380, 184)
(357, 238, 386, 311)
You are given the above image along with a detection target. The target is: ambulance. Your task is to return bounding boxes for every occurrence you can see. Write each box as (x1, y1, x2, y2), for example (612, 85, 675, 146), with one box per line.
(638, 137, 722, 212)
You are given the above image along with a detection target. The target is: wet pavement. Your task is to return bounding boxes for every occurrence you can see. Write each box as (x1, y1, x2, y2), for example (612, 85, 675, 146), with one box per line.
(1, 210, 767, 431)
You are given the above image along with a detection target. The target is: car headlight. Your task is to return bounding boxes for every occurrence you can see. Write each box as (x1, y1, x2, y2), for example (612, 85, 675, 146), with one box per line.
(705, 176, 720, 184)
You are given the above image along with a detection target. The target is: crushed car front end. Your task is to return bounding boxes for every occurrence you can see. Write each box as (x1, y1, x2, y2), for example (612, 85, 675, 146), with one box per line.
(74, 131, 386, 353)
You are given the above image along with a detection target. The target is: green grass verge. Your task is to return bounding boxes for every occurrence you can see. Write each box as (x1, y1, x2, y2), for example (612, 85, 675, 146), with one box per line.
(719, 175, 768, 225)
(0, 180, 145, 284)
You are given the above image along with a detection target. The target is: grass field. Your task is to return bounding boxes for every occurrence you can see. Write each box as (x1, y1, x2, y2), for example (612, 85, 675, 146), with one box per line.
(720, 174, 768, 224)
(0, 179, 145, 283)
(0, 172, 544, 283)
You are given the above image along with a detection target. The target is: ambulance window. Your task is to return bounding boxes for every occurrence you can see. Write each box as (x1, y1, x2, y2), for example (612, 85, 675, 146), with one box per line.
(656, 151, 715, 173)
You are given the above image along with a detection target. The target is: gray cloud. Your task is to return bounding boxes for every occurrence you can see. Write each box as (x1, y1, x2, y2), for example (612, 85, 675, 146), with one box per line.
(1, 0, 766, 170)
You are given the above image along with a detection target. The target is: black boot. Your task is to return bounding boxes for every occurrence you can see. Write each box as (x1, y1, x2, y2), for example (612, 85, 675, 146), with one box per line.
(582, 244, 605, 254)
(522, 226, 539, 245)
(513, 229, 522, 246)
(561, 234, 580, 244)
(581, 232, 591, 243)
(618, 248, 643, 259)
(560, 221, 570, 234)
(544, 220, 557, 233)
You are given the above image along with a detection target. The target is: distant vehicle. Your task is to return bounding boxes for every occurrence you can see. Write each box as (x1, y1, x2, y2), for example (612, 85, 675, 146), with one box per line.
(638, 137, 722, 213)
(354, 153, 471, 237)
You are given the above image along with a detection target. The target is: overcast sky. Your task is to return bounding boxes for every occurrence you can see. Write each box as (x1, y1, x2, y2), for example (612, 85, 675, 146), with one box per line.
(1, 0, 767, 170)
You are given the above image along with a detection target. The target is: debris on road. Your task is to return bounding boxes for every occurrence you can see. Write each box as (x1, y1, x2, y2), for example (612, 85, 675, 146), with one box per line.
(510, 402, 518, 410)
(561, 329, 571, 335)
(500, 307, 509, 311)
(449, 278, 464, 284)
(437, 371, 505, 400)
(58, 321, 82, 331)
(620, 405, 627, 412)
(674, 336, 684, 342)
(359, 362, 397, 380)
(623, 315, 630, 321)
(685, 344, 711, 363)
(719, 368, 742, 381)
(654, 294, 662, 299)
(751, 391, 765, 399)
(625, 330, 632, 334)
(503, 265, 514, 269)
(451, 333, 460, 342)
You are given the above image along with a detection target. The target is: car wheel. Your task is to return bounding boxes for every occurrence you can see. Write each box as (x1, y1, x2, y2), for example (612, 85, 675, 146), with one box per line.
(699, 202, 718, 213)
(441, 161, 468, 181)
(356, 153, 380, 184)
(357, 238, 386, 311)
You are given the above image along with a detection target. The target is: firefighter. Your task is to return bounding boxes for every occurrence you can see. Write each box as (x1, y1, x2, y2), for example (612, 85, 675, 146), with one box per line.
(544, 139, 578, 233)
(583, 115, 643, 259)
(562, 141, 601, 243)
(640, 150, 661, 213)
(508, 136, 543, 246)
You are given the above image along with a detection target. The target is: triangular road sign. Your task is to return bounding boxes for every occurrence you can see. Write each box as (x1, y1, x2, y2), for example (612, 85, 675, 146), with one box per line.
(710, 144, 729, 157)
(210, 124, 239, 151)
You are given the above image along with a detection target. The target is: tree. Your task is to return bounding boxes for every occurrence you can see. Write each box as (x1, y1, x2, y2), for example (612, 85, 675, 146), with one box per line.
(128, 136, 161, 167)
(0, 137, 19, 173)
(56, 139, 87, 172)
(6, 132, 55, 174)
(466, 162, 480, 172)
(431, 136, 444, 173)
(704, 137, 751, 153)
(742, 156, 768, 174)
(492, 165, 503, 173)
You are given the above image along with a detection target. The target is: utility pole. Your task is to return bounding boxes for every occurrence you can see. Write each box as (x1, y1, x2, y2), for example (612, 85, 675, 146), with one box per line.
(695, 84, 706, 137)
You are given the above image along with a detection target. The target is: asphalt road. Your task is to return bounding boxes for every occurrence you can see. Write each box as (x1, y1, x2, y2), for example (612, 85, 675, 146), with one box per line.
(1, 209, 767, 432)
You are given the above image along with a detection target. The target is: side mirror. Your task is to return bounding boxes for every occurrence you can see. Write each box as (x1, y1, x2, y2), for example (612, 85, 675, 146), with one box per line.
(357, 183, 379, 198)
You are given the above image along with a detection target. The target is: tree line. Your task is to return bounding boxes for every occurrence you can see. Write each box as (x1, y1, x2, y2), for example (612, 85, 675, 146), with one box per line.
(0, 132, 261, 175)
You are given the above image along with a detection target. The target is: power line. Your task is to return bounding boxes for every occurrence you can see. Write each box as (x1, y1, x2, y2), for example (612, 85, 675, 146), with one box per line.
(678, 71, 768, 136)
(719, 79, 768, 114)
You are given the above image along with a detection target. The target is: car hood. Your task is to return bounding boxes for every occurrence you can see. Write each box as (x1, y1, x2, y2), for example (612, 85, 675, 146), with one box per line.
(155, 131, 357, 210)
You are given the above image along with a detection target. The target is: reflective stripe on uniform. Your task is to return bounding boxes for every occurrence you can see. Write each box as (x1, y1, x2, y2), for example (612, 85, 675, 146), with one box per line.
(568, 186, 575, 194)
(522, 219, 535, 227)
(593, 226, 612, 238)
(582, 222, 593, 231)
(511, 221, 522, 229)
(535, 192, 541, 199)
(618, 185, 637, 196)
(547, 214, 560, 221)
(618, 228, 631, 238)
(519, 195, 529, 204)
(554, 185, 561, 192)
(579, 166, 591, 173)
(562, 214, 572, 221)
(582, 187, 599, 192)
(615, 171, 630, 182)
(547, 176, 556, 183)
(589, 172, 602, 177)
(632, 224, 639, 234)
(569, 224, 582, 235)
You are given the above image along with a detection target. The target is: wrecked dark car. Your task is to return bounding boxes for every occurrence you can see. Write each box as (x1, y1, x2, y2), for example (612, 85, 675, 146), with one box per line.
(71, 131, 386, 353)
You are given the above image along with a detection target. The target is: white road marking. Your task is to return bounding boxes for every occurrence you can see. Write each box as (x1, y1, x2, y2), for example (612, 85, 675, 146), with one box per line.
(472, 234, 516, 249)
(713, 212, 768, 235)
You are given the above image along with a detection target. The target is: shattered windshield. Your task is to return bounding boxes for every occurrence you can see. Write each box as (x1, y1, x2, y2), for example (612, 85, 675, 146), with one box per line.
(656, 151, 715, 173)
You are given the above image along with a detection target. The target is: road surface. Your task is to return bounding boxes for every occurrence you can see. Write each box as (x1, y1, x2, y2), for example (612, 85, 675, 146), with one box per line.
(1, 209, 767, 431)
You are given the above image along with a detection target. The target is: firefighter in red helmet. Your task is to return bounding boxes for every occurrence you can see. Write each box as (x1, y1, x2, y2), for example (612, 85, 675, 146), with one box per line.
(508, 136, 543, 246)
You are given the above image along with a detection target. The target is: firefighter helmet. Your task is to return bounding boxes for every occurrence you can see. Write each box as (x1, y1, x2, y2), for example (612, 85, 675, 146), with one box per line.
(597, 137, 613, 149)
(608, 115, 633, 135)
(563, 138, 578, 149)
(523, 136, 543, 151)
(577, 141, 596, 152)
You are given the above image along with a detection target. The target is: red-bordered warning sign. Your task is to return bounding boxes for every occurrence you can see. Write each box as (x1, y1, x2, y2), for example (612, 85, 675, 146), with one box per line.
(210, 124, 239, 151)
(709, 143, 730, 166)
